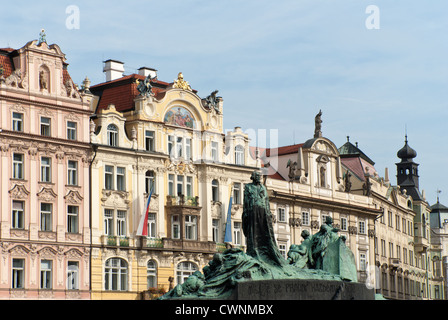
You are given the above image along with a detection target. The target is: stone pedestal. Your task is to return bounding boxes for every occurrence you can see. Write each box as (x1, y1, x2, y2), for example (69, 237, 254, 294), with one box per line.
(232, 279, 374, 300)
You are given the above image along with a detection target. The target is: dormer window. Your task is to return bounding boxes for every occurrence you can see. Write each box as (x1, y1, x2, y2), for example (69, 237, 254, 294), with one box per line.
(107, 124, 118, 146)
(235, 145, 245, 165)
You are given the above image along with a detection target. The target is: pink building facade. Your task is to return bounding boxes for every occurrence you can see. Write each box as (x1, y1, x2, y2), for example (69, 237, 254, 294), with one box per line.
(0, 39, 93, 299)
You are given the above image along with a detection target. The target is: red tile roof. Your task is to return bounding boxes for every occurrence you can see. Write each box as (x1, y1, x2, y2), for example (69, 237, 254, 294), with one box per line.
(0, 50, 15, 78)
(265, 143, 304, 157)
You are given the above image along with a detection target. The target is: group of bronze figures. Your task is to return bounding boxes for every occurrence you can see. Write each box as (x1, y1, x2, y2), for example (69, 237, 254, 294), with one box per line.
(160, 170, 357, 300)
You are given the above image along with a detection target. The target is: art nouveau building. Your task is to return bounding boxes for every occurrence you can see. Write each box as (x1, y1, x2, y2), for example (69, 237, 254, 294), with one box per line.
(88, 61, 259, 299)
(0, 39, 93, 299)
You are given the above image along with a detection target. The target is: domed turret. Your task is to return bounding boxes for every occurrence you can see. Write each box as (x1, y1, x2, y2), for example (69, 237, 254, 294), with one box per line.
(397, 135, 417, 161)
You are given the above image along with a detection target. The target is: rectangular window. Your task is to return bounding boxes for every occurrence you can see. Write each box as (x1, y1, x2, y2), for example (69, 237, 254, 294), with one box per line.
(388, 211, 393, 228)
(67, 206, 78, 233)
(302, 212, 310, 226)
(12, 153, 24, 179)
(12, 112, 23, 131)
(211, 141, 218, 162)
(360, 253, 367, 271)
(12, 259, 25, 289)
(40, 260, 52, 289)
(233, 183, 241, 205)
(41, 117, 51, 136)
(40, 203, 52, 231)
(186, 176, 193, 197)
(117, 210, 127, 237)
(278, 208, 286, 222)
(41, 157, 51, 182)
(233, 222, 242, 245)
(340, 217, 347, 231)
(145, 130, 155, 151)
(185, 215, 197, 240)
(67, 121, 77, 140)
(212, 219, 220, 243)
(171, 215, 180, 239)
(396, 215, 400, 231)
(67, 261, 79, 290)
(176, 137, 183, 158)
(12, 200, 24, 229)
(279, 244, 287, 259)
(116, 167, 125, 191)
(359, 220, 366, 234)
(177, 175, 184, 196)
(381, 239, 386, 257)
(105, 165, 114, 190)
(67, 161, 78, 186)
(104, 209, 114, 236)
(186, 138, 192, 160)
(148, 213, 156, 238)
(168, 135, 174, 157)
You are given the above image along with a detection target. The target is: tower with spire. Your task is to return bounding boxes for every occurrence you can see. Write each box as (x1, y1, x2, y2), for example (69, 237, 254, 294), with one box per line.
(396, 135, 423, 201)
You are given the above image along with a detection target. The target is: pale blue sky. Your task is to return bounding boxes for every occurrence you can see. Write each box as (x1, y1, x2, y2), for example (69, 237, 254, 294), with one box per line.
(2, 1, 447, 205)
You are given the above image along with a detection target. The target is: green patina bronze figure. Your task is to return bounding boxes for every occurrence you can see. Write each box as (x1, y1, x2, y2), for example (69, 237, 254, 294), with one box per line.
(159, 170, 358, 300)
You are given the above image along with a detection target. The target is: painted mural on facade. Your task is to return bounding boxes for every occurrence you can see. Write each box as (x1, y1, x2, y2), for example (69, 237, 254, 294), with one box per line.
(164, 107, 195, 129)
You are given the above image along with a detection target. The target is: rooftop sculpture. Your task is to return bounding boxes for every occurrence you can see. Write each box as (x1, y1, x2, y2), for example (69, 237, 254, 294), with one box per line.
(159, 170, 357, 300)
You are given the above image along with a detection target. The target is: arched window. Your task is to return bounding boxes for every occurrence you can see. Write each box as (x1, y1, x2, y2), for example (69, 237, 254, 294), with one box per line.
(145, 170, 155, 194)
(107, 124, 118, 146)
(235, 145, 245, 165)
(211, 179, 219, 202)
(147, 260, 157, 289)
(176, 261, 198, 285)
(105, 258, 128, 291)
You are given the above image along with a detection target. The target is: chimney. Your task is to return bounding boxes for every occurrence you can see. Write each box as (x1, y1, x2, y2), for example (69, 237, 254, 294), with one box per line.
(138, 67, 157, 79)
(103, 59, 125, 82)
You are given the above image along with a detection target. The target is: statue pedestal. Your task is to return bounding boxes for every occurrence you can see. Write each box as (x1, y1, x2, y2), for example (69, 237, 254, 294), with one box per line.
(232, 279, 374, 300)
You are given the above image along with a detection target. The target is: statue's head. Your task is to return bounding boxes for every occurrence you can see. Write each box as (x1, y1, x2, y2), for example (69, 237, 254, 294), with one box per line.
(325, 216, 333, 225)
(301, 229, 310, 239)
(250, 171, 261, 184)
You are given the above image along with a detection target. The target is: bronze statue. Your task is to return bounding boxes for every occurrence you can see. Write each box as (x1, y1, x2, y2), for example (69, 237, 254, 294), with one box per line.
(314, 109, 322, 138)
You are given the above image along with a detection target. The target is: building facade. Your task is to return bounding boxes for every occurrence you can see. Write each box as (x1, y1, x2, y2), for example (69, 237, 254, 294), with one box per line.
(0, 39, 93, 299)
(88, 62, 259, 299)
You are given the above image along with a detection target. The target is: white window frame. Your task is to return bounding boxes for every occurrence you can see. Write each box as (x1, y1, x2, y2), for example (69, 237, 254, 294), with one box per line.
(235, 145, 245, 165)
(12, 153, 24, 179)
(176, 261, 198, 285)
(211, 141, 218, 162)
(12, 112, 23, 132)
(12, 200, 24, 229)
(212, 219, 220, 242)
(233, 221, 242, 245)
(40, 259, 52, 289)
(67, 261, 79, 290)
(116, 167, 126, 191)
(67, 160, 78, 186)
(185, 215, 197, 240)
(105, 258, 128, 291)
(302, 211, 310, 226)
(359, 220, 366, 235)
(147, 260, 157, 288)
(233, 183, 241, 205)
(145, 170, 155, 194)
(107, 124, 118, 147)
(40, 203, 52, 232)
(67, 205, 78, 233)
(67, 121, 77, 140)
(277, 207, 286, 223)
(171, 215, 180, 239)
(104, 209, 114, 236)
(116, 210, 127, 238)
(41, 156, 51, 182)
(145, 130, 155, 151)
(40, 117, 51, 136)
(147, 213, 156, 239)
(12, 258, 25, 289)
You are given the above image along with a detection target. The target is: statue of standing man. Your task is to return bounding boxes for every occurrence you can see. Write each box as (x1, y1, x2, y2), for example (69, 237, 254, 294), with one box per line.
(242, 171, 286, 267)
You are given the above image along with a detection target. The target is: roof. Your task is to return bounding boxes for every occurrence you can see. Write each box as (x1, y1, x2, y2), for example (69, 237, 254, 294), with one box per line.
(338, 141, 375, 165)
(0, 49, 15, 78)
(90, 74, 170, 112)
(265, 143, 304, 157)
(341, 156, 377, 181)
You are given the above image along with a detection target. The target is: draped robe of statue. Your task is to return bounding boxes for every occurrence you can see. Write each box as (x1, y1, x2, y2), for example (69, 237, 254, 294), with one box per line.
(242, 172, 286, 267)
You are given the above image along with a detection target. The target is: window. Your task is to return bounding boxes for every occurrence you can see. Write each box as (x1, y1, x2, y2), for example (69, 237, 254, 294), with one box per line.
(186, 138, 192, 160)
(145, 130, 155, 151)
(359, 253, 367, 271)
(177, 175, 184, 196)
(340, 217, 348, 231)
(12, 112, 23, 131)
(67, 206, 78, 233)
(381, 239, 386, 257)
(148, 213, 156, 238)
(41, 157, 51, 182)
(212, 180, 219, 202)
(233, 183, 241, 205)
(107, 124, 118, 146)
(168, 174, 175, 196)
(116, 210, 127, 237)
(186, 176, 193, 197)
(67, 121, 77, 140)
(145, 171, 155, 194)
(185, 215, 197, 240)
(116, 167, 125, 191)
(40, 203, 52, 231)
(278, 207, 286, 222)
(211, 141, 218, 162)
(105, 258, 128, 291)
(212, 219, 220, 242)
(40, 260, 52, 289)
(12, 200, 24, 229)
(67, 261, 79, 290)
(176, 137, 183, 158)
(395, 215, 400, 231)
(105, 165, 114, 190)
(235, 145, 245, 165)
(12, 153, 24, 179)
(359, 220, 366, 234)
(388, 211, 393, 228)
(168, 135, 174, 157)
(389, 242, 394, 258)
(12, 259, 25, 289)
(67, 160, 78, 185)
(279, 244, 287, 259)
(171, 215, 180, 239)
(234, 222, 242, 245)
(302, 212, 310, 226)
(147, 260, 157, 288)
(40, 117, 51, 136)
(104, 209, 114, 236)
(176, 262, 198, 285)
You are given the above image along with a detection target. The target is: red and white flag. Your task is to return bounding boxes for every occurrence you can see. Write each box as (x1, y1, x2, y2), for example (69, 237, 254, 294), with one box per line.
(136, 188, 153, 236)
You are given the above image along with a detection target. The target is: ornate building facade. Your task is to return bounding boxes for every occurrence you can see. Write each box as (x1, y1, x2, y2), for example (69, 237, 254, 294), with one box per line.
(0, 39, 93, 299)
(87, 62, 259, 299)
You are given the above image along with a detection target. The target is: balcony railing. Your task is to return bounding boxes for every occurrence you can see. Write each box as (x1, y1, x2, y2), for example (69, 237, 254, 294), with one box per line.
(166, 195, 199, 207)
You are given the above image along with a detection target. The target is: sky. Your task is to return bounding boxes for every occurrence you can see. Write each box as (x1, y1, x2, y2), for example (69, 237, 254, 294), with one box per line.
(1, 0, 447, 205)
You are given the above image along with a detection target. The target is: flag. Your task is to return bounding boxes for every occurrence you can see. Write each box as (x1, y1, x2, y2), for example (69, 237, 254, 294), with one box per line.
(136, 187, 153, 236)
(224, 193, 233, 243)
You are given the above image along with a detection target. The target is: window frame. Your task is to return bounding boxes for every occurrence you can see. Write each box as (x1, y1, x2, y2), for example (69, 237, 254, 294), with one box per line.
(12, 112, 23, 132)
(67, 121, 77, 140)
(40, 116, 51, 137)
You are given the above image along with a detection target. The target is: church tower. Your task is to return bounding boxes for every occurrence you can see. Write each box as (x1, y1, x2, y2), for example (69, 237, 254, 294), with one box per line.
(396, 135, 422, 200)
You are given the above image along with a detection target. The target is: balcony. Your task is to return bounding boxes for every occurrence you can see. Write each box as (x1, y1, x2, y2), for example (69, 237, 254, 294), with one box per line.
(166, 195, 199, 207)
(389, 258, 401, 269)
(102, 235, 131, 247)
